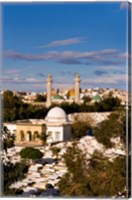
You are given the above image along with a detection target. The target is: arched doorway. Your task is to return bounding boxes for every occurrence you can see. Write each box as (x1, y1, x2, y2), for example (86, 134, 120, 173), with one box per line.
(19, 130, 25, 141)
(34, 131, 39, 141)
(27, 131, 32, 141)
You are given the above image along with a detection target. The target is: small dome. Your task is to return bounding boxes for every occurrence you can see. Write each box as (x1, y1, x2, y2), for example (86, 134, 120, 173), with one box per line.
(46, 107, 67, 122)
(67, 89, 75, 97)
(53, 94, 63, 100)
(92, 95, 102, 102)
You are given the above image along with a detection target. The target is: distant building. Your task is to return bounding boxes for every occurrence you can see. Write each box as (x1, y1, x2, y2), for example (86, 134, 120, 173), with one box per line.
(46, 74, 81, 107)
(52, 94, 64, 104)
(91, 95, 102, 103)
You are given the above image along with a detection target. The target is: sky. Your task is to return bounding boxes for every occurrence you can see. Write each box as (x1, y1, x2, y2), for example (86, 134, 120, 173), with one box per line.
(1, 2, 129, 92)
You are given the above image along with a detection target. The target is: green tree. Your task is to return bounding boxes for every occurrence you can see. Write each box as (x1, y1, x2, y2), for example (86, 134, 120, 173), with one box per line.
(58, 143, 89, 197)
(2, 126, 15, 153)
(34, 94, 46, 102)
(19, 147, 43, 160)
(38, 125, 48, 146)
(3, 161, 28, 195)
(99, 96, 121, 111)
(94, 110, 126, 148)
(51, 147, 61, 159)
(82, 96, 91, 104)
(87, 151, 126, 197)
(71, 120, 91, 139)
(58, 144, 127, 197)
(3, 91, 26, 121)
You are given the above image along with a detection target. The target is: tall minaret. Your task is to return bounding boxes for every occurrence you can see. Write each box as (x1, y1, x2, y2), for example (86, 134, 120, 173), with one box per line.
(46, 74, 53, 107)
(74, 73, 81, 104)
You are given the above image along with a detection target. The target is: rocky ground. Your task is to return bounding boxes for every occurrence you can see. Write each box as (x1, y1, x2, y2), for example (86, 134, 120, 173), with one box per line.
(1, 135, 125, 197)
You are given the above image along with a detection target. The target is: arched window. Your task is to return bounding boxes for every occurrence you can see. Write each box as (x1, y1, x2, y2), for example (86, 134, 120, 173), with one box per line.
(20, 130, 25, 141)
(34, 131, 39, 141)
(27, 131, 32, 141)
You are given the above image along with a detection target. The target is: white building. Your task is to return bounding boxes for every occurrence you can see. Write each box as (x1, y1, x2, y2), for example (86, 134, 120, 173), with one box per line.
(45, 107, 72, 143)
(15, 107, 72, 146)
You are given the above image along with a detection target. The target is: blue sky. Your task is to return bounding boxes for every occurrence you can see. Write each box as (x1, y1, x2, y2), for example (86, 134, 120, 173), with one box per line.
(2, 2, 129, 92)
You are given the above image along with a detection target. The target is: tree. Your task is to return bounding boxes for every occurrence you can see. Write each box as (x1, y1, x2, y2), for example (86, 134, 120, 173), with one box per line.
(19, 147, 43, 160)
(3, 91, 27, 121)
(87, 151, 126, 197)
(94, 110, 126, 148)
(51, 147, 61, 159)
(71, 120, 91, 139)
(58, 144, 127, 197)
(82, 96, 91, 104)
(3, 90, 48, 122)
(60, 102, 81, 114)
(2, 126, 15, 153)
(3, 161, 28, 195)
(34, 94, 46, 102)
(38, 125, 48, 146)
(58, 143, 89, 197)
(99, 96, 121, 111)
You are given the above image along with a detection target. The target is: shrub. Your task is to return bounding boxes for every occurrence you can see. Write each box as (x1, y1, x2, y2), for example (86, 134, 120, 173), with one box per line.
(58, 144, 126, 197)
(4, 161, 28, 195)
(45, 183, 54, 189)
(94, 110, 126, 148)
(51, 147, 61, 159)
(20, 147, 43, 160)
(6, 138, 14, 148)
(72, 121, 91, 139)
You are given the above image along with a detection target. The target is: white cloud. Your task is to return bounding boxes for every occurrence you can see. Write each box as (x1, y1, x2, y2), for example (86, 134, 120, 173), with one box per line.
(4, 69, 20, 74)
(40, 37, 83, 48)
(4, 49, 126, 66)
(97, 66, 121, 70)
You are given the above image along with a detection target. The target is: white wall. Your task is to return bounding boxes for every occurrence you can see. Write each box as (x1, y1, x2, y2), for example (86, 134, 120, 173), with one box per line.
(46, 125, 63, 143)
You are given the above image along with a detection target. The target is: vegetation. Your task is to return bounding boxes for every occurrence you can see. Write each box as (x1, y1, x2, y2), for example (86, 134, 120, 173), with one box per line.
(3, 91, 48, 122)
(34, 94, 46, 102)
(3, 90, 121, 122)
(3, 161, 28, 195)
(2, 126, 15, 153)
(19, 147, 43, 160)
(58, 144, 126, 197)
(87, 151, 126, 197)
(71, 120, 91, 139)
(45, 183, 54, 189)
(94, 110, 126, 148)
(82, 96, 92, 104)
(51, 147, 61, 159)
(5, 138, 14, 149)
(38, 125, 48, 145)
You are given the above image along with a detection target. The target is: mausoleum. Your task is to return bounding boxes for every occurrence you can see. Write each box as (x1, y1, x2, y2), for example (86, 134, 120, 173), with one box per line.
(15, 107, 71, 146)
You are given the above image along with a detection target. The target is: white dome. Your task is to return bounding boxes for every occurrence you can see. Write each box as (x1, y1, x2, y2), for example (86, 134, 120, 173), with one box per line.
(46, 107, 67, 123)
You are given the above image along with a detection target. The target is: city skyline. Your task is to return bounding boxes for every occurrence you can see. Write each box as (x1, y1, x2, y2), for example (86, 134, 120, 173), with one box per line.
(2, 2, 129, 92)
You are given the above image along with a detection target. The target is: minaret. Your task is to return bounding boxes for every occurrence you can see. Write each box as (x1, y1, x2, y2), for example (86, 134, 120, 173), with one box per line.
(74, 73, 81, 104)
(46, 74, 53, 107)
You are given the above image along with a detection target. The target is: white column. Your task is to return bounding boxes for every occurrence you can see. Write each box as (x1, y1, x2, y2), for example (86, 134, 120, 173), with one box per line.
(74, 73, 81, 104)
(46, 74, 53, 107)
